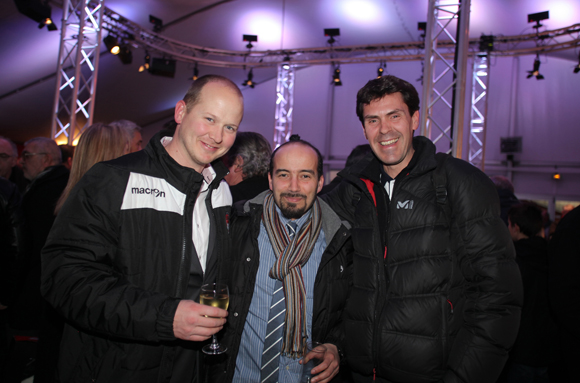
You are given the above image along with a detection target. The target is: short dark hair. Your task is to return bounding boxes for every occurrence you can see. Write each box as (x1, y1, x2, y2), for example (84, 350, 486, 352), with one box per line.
(182, 74, 243, 112)
(345, 144, 372, 168)
(508, 202, 543, 238)
(224, 132, 272, 179)
(356, 75, 420, 123)
(490, 175, 515, 194)
(269, 135, 323, 180)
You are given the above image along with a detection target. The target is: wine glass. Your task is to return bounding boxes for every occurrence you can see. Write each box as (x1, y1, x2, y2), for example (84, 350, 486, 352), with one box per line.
(300, 341, 325, 382)
(200, 283, 229, 355)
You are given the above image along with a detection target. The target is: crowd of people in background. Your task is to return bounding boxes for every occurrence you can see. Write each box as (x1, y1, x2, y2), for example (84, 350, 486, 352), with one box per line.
(0, 74, 578, 383)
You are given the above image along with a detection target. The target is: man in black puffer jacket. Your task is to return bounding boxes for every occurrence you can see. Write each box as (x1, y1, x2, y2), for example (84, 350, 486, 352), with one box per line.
(323, 75, 523, 383)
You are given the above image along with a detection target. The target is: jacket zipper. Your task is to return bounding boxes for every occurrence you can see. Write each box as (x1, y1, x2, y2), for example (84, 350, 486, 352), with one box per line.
(176, 191, 195, 297)
(371, 181, 390, 378)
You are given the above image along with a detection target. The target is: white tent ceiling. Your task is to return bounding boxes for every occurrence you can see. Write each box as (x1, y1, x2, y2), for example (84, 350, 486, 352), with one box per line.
(0, 0, 579, 143)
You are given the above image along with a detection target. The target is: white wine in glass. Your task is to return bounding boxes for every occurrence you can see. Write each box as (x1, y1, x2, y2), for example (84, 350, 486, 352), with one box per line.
(201, 283, 229, 355)
(200, 292, 229, 310)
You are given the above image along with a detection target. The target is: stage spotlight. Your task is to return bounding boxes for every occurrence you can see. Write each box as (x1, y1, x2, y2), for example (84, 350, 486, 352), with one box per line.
(333, 66, 342, 86)
(479, 34, 495, 52)
(324, 28, 340, 45)
(528, 11, 549, 30)
(15, 0, 58, 31)
(192, 63, 199, 81)
(574, 52, 580, 74)
(150, 15, 163, 32)
(417, 22, 427, 39)
(526, 55, 544, 80)
(242, 69, 255, 88)
(139, 52, 151, 72)
(103, 35, 120, 55)
(552, 172, 561, 180)
(243, 34, 258, 49)
(282, 55, 291, 70)
(117, 45, 133, 65)
(377, 61, 386, 78)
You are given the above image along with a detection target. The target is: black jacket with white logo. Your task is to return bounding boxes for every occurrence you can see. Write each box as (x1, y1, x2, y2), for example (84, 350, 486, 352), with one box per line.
(322, 136, 523, 383)
(41, 130, 232, 383)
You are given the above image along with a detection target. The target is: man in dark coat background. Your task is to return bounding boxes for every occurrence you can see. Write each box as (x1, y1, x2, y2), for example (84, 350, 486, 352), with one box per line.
(548, 205, 580, 383)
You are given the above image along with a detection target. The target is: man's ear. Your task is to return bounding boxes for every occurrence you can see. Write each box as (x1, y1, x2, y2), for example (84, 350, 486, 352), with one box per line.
(317, 175, 325, 193)
(174, 100, 187, 124)
(268, 172, 273, 191)
(233, 156, 244, 173)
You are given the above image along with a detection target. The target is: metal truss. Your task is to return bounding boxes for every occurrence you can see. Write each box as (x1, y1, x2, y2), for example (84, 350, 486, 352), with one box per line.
(51, 0, 104, 144)
(419, 0, 471, 158)
(468, 53, 490, 170)
(99, 3, 580, 69)
(273, 64, 295, 148)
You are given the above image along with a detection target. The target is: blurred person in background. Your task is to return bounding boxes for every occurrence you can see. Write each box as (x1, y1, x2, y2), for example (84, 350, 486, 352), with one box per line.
(110, 119, 143, 153)
(55, 123, 130, 214)
(222, 131, 271, 203)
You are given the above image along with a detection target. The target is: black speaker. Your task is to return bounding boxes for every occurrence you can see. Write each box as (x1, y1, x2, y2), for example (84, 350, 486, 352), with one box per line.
(500, 137, 522, 153)
(149, 58, 176, 78)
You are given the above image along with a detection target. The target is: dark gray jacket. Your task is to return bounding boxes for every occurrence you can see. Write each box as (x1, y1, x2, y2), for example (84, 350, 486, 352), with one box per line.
(212, 191, 353, 382)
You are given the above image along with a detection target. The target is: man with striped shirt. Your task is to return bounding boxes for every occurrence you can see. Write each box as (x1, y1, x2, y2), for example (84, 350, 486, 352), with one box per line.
(213, 136, 352, 383)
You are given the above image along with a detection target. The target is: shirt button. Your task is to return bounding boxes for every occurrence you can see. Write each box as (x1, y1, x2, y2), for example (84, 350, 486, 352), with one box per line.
(246, 257, 251, 262)
(233, 312, 238, 317)
(286, 366, 289, 370)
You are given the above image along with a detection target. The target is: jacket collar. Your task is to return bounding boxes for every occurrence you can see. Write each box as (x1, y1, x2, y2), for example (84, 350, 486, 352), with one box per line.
(144, 130, 229, 190)
(241, 190, 350, 246)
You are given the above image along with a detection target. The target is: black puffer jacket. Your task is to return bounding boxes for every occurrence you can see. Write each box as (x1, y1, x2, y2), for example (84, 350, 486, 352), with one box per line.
(323, 136, 523, 383)
(41, 131, 232, 383)
(211, 191, 353, 383)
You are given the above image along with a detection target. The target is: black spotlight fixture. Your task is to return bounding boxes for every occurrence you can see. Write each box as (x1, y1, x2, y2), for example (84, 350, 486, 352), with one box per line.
(528, 11, 549, 31)
(116, 45, 133, 65)
(417, 22, 427, 39)
(149, 15, 163, 32)
(139, 51, 151, 72)
(242, 69, 255, 88)
(103, 35, 120, 55)
(479, 34, 495, 52)
(192, 63, 199, 81)
(149, 58, 176, 78)
(332, 65, 342, 86)
(574, 52, 580, 74)
(377, 61, 386, 78)
(15, 0, 58, 31)
(526, 54, 544, 80)
(324, 28, 340, 45)
(281, 55, 291, 70)
(243, 34, 258, 49)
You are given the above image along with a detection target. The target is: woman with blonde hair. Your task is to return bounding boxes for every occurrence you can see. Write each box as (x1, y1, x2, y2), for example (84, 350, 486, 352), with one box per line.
(55, 122, 130, 213)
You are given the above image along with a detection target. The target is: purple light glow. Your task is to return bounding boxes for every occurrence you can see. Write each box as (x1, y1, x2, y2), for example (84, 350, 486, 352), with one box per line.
(234, 9, 283, 49)
(321, 0, 388, 27)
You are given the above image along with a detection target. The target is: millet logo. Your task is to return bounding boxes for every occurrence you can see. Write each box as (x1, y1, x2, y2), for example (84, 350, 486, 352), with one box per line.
(132, 187, 166, 198)
(396, 200, 414, 210)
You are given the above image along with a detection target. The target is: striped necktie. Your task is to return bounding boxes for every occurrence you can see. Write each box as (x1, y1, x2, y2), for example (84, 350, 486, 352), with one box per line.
(260, 221, 297, 383)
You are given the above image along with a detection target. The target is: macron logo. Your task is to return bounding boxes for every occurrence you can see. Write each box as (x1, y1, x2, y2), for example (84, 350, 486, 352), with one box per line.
(131, 187, 166, 198)
(396, 200, 414, 210)
(122, 173, 185, 214)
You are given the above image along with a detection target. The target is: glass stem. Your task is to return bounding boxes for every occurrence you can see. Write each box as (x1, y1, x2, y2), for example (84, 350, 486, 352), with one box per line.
(211, 335, 219, 349)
